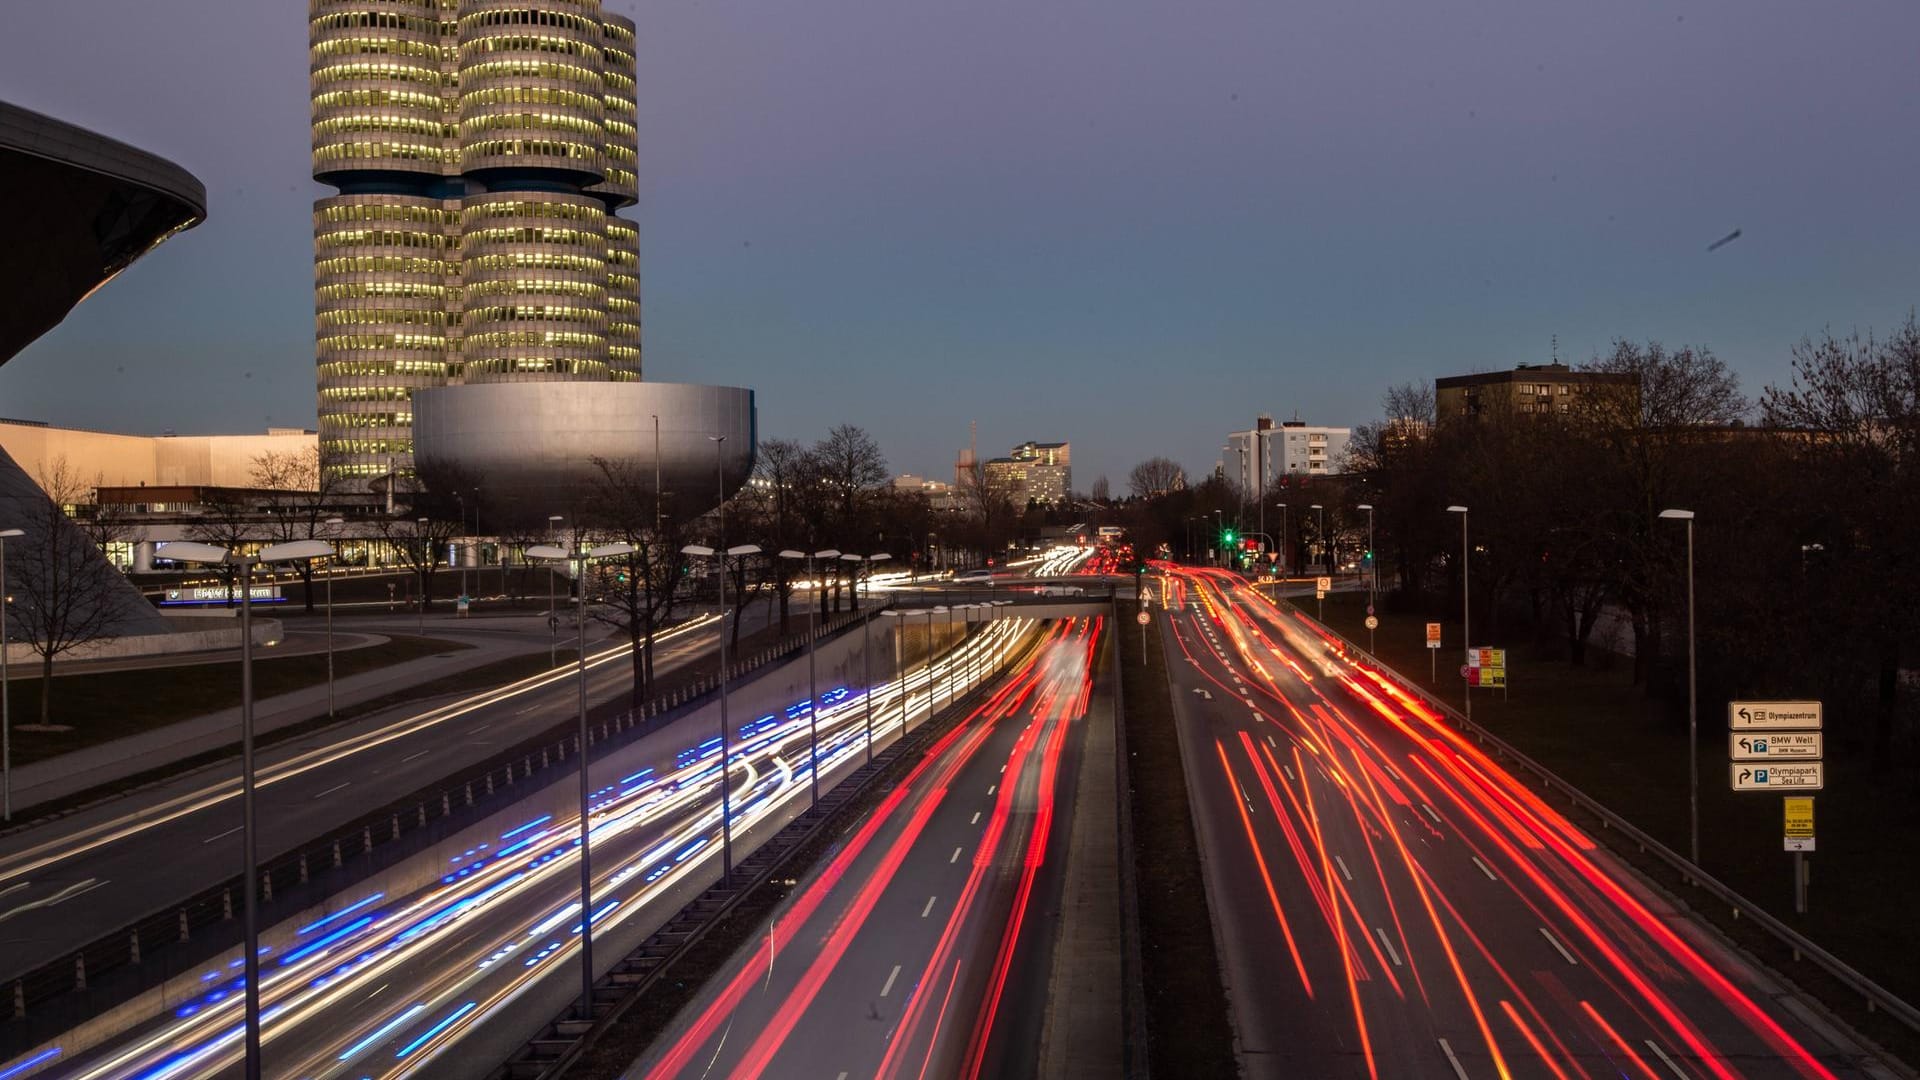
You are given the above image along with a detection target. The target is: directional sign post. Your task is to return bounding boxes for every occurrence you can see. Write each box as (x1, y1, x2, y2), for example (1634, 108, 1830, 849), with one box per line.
(1728, 698, 1823, 915)
(1730, 731, 1823, 761)
(1426, 622, 1441, 681)
(1730, 762, 1824, 791)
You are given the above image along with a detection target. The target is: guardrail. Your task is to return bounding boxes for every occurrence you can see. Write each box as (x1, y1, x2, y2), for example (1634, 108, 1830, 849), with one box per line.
(1269, 594, 1920, 1041)
(0, 604, 893, 1056)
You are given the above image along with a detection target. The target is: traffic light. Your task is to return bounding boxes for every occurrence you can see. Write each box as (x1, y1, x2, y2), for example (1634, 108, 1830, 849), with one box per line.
(1223, 529, 1237, 546)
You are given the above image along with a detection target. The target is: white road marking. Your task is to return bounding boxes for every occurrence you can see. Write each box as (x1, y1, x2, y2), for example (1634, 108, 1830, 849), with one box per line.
(950, 847, 963, 864)
(1471, 856, 1498, 881)
(1539, 927, 1578, 965)
(1374, 927, 1403, 967)
(921, 896, 937, 918)
(970, 811, 982, 825)
(999, 764, 1005, 773)
(1644, 1039, 1690, 1079)
(468, 722, 492, 734)
(987, 784, 996, 796)
(402, 749, 430, 763)
(0, 878, 106, 926)
(1422, 803, 1442, 823)
(202, 825, 243, 845)
(880, 964, 901, 997)
(1266, 735, 1277, 747)
(1283, 765, 1296, 782)
(1334, 855, 1354, 882)
(1437, 1037, 1470, 1080)
(312, 782, 351, 800)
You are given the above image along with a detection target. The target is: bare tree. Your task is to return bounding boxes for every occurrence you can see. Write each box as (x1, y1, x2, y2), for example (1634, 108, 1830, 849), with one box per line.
(812, 425, 889, 610)
(251, 446, 343, 613)
(584, 455, 691, 707)
(1089, 475, 1111, 503)
(748, 438, 824, 632)
(186, 489, 260, 606)
(958, 459, 1020, 566)
(1127, 457, 1187, 499)
(12, 464, 127, 725)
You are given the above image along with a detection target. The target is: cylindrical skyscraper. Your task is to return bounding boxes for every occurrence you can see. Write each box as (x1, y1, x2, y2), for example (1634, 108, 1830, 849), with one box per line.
(310, 0, 641, 482)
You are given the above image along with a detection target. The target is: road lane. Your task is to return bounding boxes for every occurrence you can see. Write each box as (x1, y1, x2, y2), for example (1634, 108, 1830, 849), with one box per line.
(633, 617, 1100, 1080)
(1158, 566, 1889, 1080)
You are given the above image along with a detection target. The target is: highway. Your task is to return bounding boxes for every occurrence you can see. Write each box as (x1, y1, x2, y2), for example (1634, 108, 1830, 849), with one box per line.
(9, 615, 1038, 1079)
(633, 616, 1102, 1080)
(0, 609, 747, 985)
(1157, 566, 1888, 1080)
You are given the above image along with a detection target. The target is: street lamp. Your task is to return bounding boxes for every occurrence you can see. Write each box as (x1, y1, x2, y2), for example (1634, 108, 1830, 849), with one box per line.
(547, 514, 565, 666)
(851, 554, 890, 764)
(162, 538, 335, 1080)
(682, 541, 761, 885)
(1447, 506, 1470, 719)
(526, 540, 636, 1023)
(316, 518, 345, 720)
(1356, 503, 1375, 654)
(778, 547, 842, 805)
(415, 517, 429, 635)
(1661, 507, 1699, 867)
(0, 527, 21, 821)
(1275, 503, 1287, 576)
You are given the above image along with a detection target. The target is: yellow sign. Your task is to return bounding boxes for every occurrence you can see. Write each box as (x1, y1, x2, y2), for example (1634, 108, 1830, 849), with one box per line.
(1784, 797, 1814, 839)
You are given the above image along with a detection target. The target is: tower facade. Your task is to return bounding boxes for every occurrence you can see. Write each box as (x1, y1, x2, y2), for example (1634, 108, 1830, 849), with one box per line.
(310, 0, 641, 483)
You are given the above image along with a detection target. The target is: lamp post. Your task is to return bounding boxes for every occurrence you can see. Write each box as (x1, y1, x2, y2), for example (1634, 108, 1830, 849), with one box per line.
(1212, 510, 1224, 568)
(682, 542, 759, 885)
(162, 539, 335, 1080)
(526, 540, 636, 1023)
(415, 517, 429, 635)
(1447, 506, 1470, 719)
(1276, 503, 1287, 577)
(1356, 503, 1375, 654)
(778, 547, 841, 804)
(852, 554, 889, 764)
(547, 514, 565, 666)
(1310, 504, 1325, 575)
(0, 527, 21, 821)
(1660, 508, 1699, 866)
(926, 606, 942, 715)
(323, 518, 344, 719)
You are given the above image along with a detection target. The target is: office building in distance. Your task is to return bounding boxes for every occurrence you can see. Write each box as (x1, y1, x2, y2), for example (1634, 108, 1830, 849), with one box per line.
(1436, 362, 1640, 423)
(983, 440, 1071, 506)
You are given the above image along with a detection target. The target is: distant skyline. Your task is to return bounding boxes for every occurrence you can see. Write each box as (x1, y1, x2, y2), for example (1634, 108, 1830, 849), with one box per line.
(1, 1, 1916, 487)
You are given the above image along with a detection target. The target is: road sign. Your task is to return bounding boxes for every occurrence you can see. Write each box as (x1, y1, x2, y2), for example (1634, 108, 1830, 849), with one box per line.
(1730, 731, 1823, 761)
(1136, 610, 1150, 626)
(1728, 701, 1823, 731)
(1460, 665, 1471, 678)
(1316, 576, 1332, 592)
(1467, 667, 1506, 688)
(1364, 615, 1379, 630)
(1426, 623, 1442, 649)
(1140, 587, 1155, 604)
(1467, 648, 1506, 668)
(1731, 762, 1825, 792)
(1784, 796, 1815, 851)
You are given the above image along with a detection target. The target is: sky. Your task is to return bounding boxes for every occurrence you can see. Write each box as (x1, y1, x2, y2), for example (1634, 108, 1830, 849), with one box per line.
(1, 0, 1916, 488)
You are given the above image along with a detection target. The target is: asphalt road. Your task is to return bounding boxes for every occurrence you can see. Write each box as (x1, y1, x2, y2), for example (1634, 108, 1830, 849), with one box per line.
(632, 616, 1100, 1080)
(1157, 566, 1893, 1080)
(0, 610, 746, 983)
(15, 616, 1037, 1080)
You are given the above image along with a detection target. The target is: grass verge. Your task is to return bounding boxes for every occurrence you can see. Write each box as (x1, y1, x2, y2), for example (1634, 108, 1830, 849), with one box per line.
(1309, 588, 1920, 1069)
(9, 634, 471, 767)
(1122, 609, 1238, 1076)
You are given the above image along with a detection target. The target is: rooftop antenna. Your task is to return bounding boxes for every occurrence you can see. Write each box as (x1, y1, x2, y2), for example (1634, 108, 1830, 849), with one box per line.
(1551, 334, 1559, 364)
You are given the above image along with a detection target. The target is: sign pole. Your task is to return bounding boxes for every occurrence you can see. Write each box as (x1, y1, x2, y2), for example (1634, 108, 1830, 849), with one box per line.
(1794, 850, 1806, 914)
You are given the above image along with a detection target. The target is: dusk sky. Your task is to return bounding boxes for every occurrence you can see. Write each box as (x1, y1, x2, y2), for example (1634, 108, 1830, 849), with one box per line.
(1, 1, 1915, 487)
